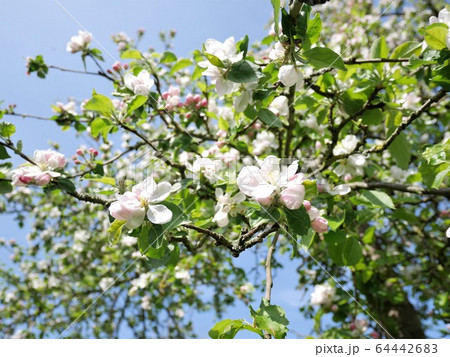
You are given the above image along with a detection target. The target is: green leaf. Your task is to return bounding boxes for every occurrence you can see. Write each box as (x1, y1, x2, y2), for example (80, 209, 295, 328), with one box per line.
(283, 206, 311, 237)
(0, 180, 13, 194)
(55, 178, 76, 193)
(160, 51, 177, 64)
(209, 319, 264, 339)
(326, 212, 345, 231)
(204, 53, 226, 68)
(370, 36, 389, 58)
(362, 108, 383, 125)
(107, 219, 127, 245)
(250, 300, 289, 339)
(120, 49, 142, 59)
(226, 60, 258, 83)
(325, 230, 346, 265)
(127, 95, 147, 115)
(257, 108, 282, 128)
(160, 202, 188, 231)
(343, 237, 362, 266)
(388, 132, 411, 169)
(138, 224, 167, 259)
(85, 93, 115, 117)
(83, 175, 116, 187)
(0, 145, 10, 160)
(360, 190, 395, 209)
(390, 41, 421, 60)
(170, 59, 193, 75)
(0, 122, 16, 138)
(270, 0, 281, 36)
(238, 35, 249, 58)
(302, 47, 346, 71)
(423, 23, 449, 50)
(90, 118, 113, 138)
(147, 243, 180, 269)
(306, 13, 322, 44)
(281, 8, 294, 38)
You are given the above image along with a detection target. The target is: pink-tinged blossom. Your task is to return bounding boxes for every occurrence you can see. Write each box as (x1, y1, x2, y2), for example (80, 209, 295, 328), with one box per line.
(11, 149, 66, 187)
(109, 177, 173, 229)
(278, 65, 303, 88)
(237, 156, 304, 210)
(311, 217, 329, 233)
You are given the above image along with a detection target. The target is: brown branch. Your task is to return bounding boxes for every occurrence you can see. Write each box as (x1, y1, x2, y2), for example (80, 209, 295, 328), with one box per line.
(67, 190, 113, 206)
(348, 181, 450, 198)
(48, 65, 114, 81)
(365, 89, 447, 154)
(344, 57, 410, 65)
(264, 230, 280, 339)
(0, 140, 36, 165)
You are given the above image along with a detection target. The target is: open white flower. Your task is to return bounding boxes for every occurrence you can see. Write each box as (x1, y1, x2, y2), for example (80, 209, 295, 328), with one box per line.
(124, 70, 155, 96)
(335, 154, 366, 177)
(66, 30, 92, 53)
(191, 157, 223, 183)
(109, 177, 173, 228)
(253, 131, 278, 156)
(213, 188, 246, 227)
(269, 41, 285, 61)
(237, 156, 303, 208)
(333, 135, 358, 156)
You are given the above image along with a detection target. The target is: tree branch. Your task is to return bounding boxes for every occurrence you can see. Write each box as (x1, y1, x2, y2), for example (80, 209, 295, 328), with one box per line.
(67, 190, 113, 206)
(348, 181, 450, 198)
(264, 230, 280, 339)
(365, 89, 447, 155)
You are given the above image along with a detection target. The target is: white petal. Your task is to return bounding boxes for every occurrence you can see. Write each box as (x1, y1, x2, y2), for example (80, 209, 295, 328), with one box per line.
(124, 73, 136, 91)
(147, 204, 173, 225)
(148, 182, 171, 204)
(237, 166, 266, 196)
(259, 155, 280, 176)
(126, 210, 146, 229)
(233, 192, 246, 203)
(332, 184, 351, 196)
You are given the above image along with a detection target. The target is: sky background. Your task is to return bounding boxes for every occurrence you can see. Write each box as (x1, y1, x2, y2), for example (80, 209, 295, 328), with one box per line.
(0, 0, 319, 338)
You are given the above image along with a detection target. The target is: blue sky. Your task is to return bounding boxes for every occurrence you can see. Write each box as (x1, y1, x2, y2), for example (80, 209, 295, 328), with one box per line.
(1, 0, 319, 338)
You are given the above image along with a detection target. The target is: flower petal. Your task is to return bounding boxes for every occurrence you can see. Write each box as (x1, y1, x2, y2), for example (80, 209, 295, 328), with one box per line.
(259, 155, 280, 176)
(147, 204, 173, 225)
(148, 182, 172, 204)
(237, 166, 266, 196)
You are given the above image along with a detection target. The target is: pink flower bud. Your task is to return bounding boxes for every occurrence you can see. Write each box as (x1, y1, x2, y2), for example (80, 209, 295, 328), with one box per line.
(201, 98, 208, 107)
(186, 112, 191, 119)
(350, 322, 356, 331)
(193, 94, 201, 103)
(185, 93, 194, 105)
(331, 304, 338, 312)
(370, 332, 380, 339)
(255, 195, 272, 206)
(303, 200, 311, 211)
(315, 141, 322, 149)
(311, 217, 328, 233)
(252, 122, 261, 130)
(74, 159, 81, 164)
(112, 61, 122, 72)
(162, 92, 170, 100)
(107, 69, 113, 74)
(216, 141, 226, 149)
(76, 149, 84, 156)
(344, 173, 353, 182)
(123, 63, 129, 69)
(216, 129, 227, 138)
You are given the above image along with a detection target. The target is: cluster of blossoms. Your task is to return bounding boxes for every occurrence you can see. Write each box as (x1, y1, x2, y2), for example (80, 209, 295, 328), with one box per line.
(66, 30, 92, 53)
(161, 86, 208, 113)
(310, 283, 336, 306)
(109, 177, 173, 229)
(333, 134, 366, 179)
(237, 156, 328, 233)
(12, 150, 66, 186)
(71, 146, 99, 165)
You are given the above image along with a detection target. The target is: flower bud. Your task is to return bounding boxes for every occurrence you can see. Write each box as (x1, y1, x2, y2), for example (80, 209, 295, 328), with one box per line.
(303, 200, 311, 211)
(311, 217, 328, 233)
(280, 185, 305, 210)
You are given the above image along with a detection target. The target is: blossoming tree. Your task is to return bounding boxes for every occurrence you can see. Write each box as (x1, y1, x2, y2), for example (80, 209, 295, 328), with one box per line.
(1, 0, 449, 339)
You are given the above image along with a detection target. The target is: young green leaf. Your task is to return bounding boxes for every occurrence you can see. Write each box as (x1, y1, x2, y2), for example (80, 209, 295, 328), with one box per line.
(302, 47, 346, 71)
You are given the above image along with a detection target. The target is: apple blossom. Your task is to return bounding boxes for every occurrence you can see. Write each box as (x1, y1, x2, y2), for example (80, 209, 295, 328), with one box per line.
(53, 100, 77, 116)
(239, 282, 254, 294)
(268, 95, 289, 116)
(162, 85, 181, 111)
(124, 69, 155, 96)
(252, 131, 278, 156)
(310, 283, 336, 306)
(11, 149, 66, 187)
(429, 6, 450, 49)
(66, 31, 93, 53)
(191, 157, 223, 183)
(109, 177, 173, 228)
(269, 41, 286, 60)
(213, 188, 246, 227)
(311, 217, 329, 233)
(198, 37, 243, 96)
(333, 134, 358, 156)
(278, 65, 303, 88)
(237, 156, 305, 210)
(174, 269, 191, 284)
